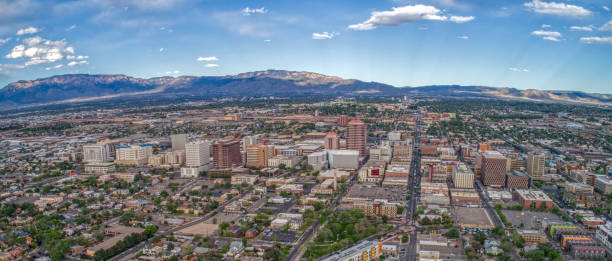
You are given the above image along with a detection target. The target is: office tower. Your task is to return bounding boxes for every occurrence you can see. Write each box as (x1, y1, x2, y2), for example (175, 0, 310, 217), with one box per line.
(242, 135, 259, 151)
(452, 163, 474, 188)
(212, 139, 242, 168)
(337, 115, 348, 126)
(185, 140, 211, 167)
(388, 131, 402, 141)
(346, 119, 367, 156)
(324, 132, 340, 150)
(527, 153, 546, 180)
(481, 150, 507, 187)
(115, 144, 153, 165)
(83, 144, 109, 163)
(170, 134, 187, 151)
(246, 145, 274, 168)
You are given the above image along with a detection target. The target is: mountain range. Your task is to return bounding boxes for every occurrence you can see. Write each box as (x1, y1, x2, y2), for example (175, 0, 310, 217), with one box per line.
(1, 70, 610, 108)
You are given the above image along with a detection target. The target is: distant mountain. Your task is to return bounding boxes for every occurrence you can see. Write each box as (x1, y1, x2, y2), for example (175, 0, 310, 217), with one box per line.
(0, 70, 610, 108)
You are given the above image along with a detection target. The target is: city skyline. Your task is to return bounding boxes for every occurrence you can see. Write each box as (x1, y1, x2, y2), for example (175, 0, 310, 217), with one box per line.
(1, 0, 612, 93)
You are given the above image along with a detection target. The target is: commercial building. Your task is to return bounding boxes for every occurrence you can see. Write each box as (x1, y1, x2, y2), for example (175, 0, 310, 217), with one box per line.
(324, 131, 340, 150)
(527, 153, 546, 180)
(421, 182, 449, 196)
(311, 179, 336, 195)
(320, 240, 382, 261)
(84, 162, 115, 174)
(346, 119, 367, 156)
(231, 174, 258, 186)
(337, 115, 349, 126)
(595, 223, 612, 251)
(358, 160, 387, 183)
(170, 134, 187, 151)
(514, 189, 553, 210)
(212, 139, 242, 168)
(481, 151, 507, 187)
(83, 144, 110, 163)
(452, 163, 474, 189)
(246, 145, 274, 168)
(267, 155, 299, 168)
(506, 170, 530, 189)
(352, 200, 398, 218)
(185, 140, 210, 167)
(115, 144, 153, 165)
(517, 230, 547, 244)
(149, 150, 186, 168)
(594, 175, 612, 194)
(307, 151, 328, 171)
(564, 182, 594, 194)
(328, 150, 359, 170)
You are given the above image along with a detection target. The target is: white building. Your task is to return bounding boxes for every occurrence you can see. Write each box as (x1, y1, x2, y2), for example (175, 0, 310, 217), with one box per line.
(328, 150, 359, 170)
(308, 151, 328, 171)
(268, 156, 300, 168)
(186, 140, 210, 167)
(527, 153, 546, 180)
(595, 175, 612, 195)
(170, 134, 187, 151)
(83, 144, 110, 163)
(115, 145, 152, 165)
(452, 163, 474, 189)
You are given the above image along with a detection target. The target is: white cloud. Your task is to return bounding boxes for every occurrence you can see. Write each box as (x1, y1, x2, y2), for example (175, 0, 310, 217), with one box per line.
(604, 6, 610, 11)
(580, 36, 612, 44)
(241, 7, 267, 16)
(458, 35, 469, 39)
(509, 67, 529, 72)
(16, 26, 39, 35)
(67, 60, 88, 67)
(165, 70, 180, 74)
(204, 63, 219, 68)
(4, 36, 84, 67)
(570, 26, 592, 32)
(348, 4, 474, 30)
(66, 55, 88, 60)
(600, 20, 612, 31)
(449, 16, 474, 23)
(264, 39, 271, 42)
(66, 24, 77, 31)
(0, 38, 10, 45)
(524, 0, 591, 17)
(541, 24, 551, 28)
(45, 64, 64, 71)
(197, 56, 218, 62)
(531, 30, 562, 41)
(312, 32, 334, 40)
(159, 48, 165, 52)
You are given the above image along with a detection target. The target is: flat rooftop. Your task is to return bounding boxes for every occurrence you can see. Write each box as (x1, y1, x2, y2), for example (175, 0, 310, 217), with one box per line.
(455, 207, 494, 226)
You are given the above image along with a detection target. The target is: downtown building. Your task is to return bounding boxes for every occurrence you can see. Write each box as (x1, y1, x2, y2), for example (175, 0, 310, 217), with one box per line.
(527, 153, 546, 181)
(245, 145, 275, 168)
(181, 140, 211, 178)
(115, 144, 153, 166)
(212, 139, 242, 169)
(452, 163, 474, 189)
(346, 119, 367, 156)
(481, 151, 507, 187)
(324, 131, 340, 150)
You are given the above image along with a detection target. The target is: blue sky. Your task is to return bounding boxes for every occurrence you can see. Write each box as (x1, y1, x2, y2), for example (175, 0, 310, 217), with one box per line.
(1, 0, 611, 93)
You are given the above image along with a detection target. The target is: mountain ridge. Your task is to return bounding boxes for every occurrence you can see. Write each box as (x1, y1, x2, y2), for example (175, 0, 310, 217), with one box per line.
(1, 70, 610, 108)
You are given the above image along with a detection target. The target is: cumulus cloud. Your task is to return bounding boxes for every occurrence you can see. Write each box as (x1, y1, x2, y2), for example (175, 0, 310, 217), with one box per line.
(580, 36, 612, 44)
(67, 60, 88, 67)
(241, 7, 267, 16)
(4, 36, 84, 67)
(45, 64, 64, 71)
(16, 26, 39, 35)
(541, 24, 551, 28)
(66, 55, 88, 60)
(165, 70, 180, 74)
(449, 16, 474, 23)
(524, 0, 591, 17)
(66, 24, 77, 31)
(600, 20, 612, 31)
(531, 30, 562, 41)
(570, 26, 592, 32)
(509, 67, 529, 72)
(159, 48, 165, 52)
(197, 56, 218, 62)
(312, 32, 334, 40)
(458, 35, 469, 40)
(204, 63, 219, 68)
(604, 6, 610, 11)
(348, 4, 474, 30)
(264, 39, 272, 42)
(0, 38, 10, 45)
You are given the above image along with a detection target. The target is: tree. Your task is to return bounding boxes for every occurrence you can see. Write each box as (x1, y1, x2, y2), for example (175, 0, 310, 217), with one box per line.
(401, 235, 409, 243)
(444, 228, 459, 238)
(474, 231, 487, 244)
(144, 225, 158, 238)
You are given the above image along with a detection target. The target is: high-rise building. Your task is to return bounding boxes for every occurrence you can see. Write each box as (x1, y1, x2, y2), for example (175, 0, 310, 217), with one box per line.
(115, 144, 153, 165)
(527, 153, 546, 180)
(242, 135, 259, 151)
(324, 132, 340, 150)
(185, 140, 211, 167)
(481, 150, 507, 187)
(212, 139, 242, 168)
(246, 145, 274, 168)
(347, 119, 367, 156)
(337, 115, 349, 126)
(452, 163, 474, 188)
(83, 144, 110, 163)
(170, 134, 187, 151)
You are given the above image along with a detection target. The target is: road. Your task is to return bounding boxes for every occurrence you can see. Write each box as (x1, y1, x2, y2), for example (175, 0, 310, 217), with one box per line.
(403, 109, 422, 261)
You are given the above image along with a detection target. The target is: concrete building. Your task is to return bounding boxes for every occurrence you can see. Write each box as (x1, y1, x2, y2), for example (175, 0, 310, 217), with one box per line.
(307, 151, 328, 171)
(527, 153, 546, 180)
(506, 170, 530, 189)
(83, 144, 110, 163)
(84, 162, 115, 174)
(352, 200, 398, 218)
(324, 131, 340, 150)
(246, 145, 274, 168)
(346, 119, 367, 156)
(565, 182, 594, 194)
(482, 150, 507, 187)
(358, 160, 387, 183)
(267, 155, 299, 168)
(242, 135, 259, 151)
(594, 175, 612, 194)
(186, 140, 210, 167)
(231, 174, 258, 185)
(328, 150, 360, 170)
(595, 223, 612, 251)
(517, 230, 547, 244)
(115, 144, 152, 165)
(170, 134, 187, 151)
(212, 139, 242, 168)
(320, 240, 382, 261)
(452, 163, 474, 189)
(337, 115, 349, 126)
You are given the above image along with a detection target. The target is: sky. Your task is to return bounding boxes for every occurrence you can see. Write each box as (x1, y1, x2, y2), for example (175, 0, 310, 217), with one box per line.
(0, 0, 612, 93)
